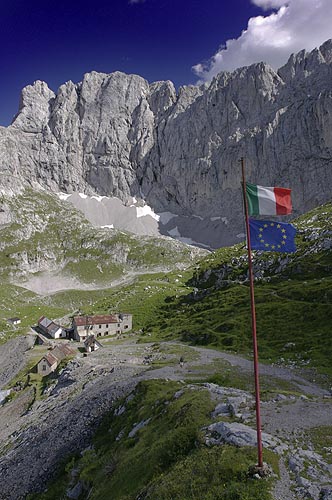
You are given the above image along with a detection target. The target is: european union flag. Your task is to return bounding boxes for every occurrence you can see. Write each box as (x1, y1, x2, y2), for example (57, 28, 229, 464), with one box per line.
(249, 218, 297, 253)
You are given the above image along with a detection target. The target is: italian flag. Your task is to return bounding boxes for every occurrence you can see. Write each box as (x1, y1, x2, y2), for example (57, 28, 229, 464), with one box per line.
(246, 182, 292, 215)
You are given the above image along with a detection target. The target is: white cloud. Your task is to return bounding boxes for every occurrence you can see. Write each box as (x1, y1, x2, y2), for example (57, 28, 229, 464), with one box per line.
(251, 0, 288, 9)
(193, 0, 332, 81)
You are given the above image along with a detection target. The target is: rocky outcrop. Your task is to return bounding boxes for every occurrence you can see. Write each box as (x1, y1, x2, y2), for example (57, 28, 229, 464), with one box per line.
(1, 40, 332, 246)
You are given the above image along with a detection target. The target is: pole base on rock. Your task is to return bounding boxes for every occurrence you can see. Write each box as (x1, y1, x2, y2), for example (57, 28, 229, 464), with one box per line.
(248, 463, 273, 479)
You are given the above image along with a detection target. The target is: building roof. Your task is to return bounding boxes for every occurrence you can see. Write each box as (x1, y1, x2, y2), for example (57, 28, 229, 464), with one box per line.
(84, 335, 102, 348)
(40, 352, 58, 367)
(48, 323, 62, 336)
(38, 316, 53, 329)
(74, 315, 119, 327)
(58, 344, 75, 356)
(7, 317, 21, 323)
(38, 316, 62, 335)
(51, 344, 75, 360)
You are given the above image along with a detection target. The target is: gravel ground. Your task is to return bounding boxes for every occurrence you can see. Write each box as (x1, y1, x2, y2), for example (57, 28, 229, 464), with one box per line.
(0, 334, 35, 388)
(0, 336, 331, 499)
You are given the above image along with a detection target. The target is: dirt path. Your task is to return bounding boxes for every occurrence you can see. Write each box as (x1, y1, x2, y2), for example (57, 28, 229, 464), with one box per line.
(187, 345, 329, 397)
(273, 458, 297, 500)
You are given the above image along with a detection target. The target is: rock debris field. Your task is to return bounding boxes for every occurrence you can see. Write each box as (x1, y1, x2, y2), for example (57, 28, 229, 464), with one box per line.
(0, 335, 331, 500)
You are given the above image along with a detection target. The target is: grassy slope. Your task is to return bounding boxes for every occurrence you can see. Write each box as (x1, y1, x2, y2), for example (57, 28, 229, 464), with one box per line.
(95, 203, 332, 377)
(0, 189, 204, 341)
(30, 380, 278, 500)
(0, 189, 200, 283)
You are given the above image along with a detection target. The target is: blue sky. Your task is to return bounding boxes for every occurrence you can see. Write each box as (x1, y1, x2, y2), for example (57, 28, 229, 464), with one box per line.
(1, 0, 331, 126)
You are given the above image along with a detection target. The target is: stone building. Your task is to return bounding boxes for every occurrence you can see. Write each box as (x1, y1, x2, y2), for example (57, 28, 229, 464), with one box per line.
(7, 317, 21, 326)
(84, 335, 103, 352)
(36, 344, 76, 376)
(72, 313, 132, 342)
(38, 316, 66, 339)
(37, 352, 58, 376)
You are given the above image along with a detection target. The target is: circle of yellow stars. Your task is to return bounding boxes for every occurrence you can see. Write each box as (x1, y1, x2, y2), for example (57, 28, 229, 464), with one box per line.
(258, 222, 288, 250)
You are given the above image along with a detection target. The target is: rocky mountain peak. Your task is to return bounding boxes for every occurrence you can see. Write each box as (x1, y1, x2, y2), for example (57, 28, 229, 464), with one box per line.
(12, 80, 55, 132)
(278, 39, 332, 87)
(319, 38, 332, 63)
(1, 41, 332, 247)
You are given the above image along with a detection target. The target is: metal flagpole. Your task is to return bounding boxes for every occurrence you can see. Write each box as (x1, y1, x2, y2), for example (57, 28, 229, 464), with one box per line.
(241, 157, 263, 468)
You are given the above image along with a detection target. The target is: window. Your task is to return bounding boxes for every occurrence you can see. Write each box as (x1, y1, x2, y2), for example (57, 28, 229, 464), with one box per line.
(42, 365, 46, 371)
(99, 325, 102, 329)
(106, 324, 108, 328)
(105, 331, 108, 335)
(117, 323, 120, 327)
(124, 325, 128, 329)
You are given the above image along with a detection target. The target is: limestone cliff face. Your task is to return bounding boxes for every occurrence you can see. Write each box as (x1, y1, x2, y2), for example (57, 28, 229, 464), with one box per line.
(1, 40, 332, 246)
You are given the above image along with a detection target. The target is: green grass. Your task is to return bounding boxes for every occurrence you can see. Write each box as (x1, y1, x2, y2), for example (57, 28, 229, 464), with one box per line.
(185, 356, 306, 399)
(142, 446, 277, 500)
(31, 379, 278, 500)
(192, 202, 332, 288)
(309, 425, 332, 460)
(4, 353, 43, 390)
(104, 273, 330, 377)
(148, 342, 201, 367)
(104, 268, 331, 379)
(0, 283, 69, 343)
(63, 259, 124, 284)
(92, 271, 194, 334)
(3, 343, 74, 405)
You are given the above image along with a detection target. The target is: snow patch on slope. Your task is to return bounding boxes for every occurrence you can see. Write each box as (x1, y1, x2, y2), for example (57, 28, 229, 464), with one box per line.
(56, 192, 231, 249)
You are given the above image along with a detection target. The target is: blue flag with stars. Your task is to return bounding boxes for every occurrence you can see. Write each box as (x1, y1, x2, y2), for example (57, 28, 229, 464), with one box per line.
(249, 218, 297, 253)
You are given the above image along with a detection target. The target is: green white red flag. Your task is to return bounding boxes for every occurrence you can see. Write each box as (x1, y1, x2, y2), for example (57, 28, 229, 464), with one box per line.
(246, 182, 292, 216)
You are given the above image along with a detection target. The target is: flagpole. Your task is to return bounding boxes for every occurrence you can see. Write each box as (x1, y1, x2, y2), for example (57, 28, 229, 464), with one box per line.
(241, 157, 263, 468)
